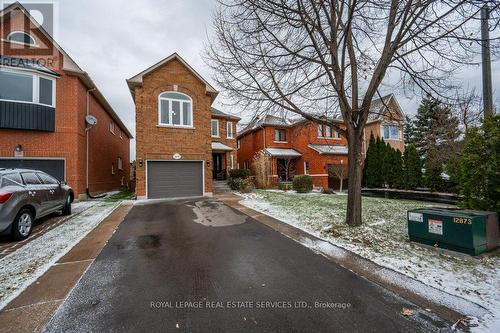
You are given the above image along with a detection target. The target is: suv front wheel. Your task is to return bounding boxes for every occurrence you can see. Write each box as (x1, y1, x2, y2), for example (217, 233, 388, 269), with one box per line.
(12, 208, 34, 240)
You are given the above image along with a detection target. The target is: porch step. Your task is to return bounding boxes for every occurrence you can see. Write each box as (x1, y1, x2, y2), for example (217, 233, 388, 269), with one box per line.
(213, 180, 231, 193)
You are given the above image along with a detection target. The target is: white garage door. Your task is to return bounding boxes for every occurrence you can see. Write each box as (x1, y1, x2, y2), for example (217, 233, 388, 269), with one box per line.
(147, 161, 204, 199)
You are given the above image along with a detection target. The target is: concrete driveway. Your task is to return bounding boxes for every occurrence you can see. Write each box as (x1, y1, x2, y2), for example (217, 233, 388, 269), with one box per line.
(44, 199, 450, 332)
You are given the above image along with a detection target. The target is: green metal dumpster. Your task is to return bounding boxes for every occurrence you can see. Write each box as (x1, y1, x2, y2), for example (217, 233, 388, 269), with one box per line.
(407, 208, 499, 255)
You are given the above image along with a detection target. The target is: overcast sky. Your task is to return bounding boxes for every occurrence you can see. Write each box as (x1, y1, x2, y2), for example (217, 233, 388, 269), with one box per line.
(48, 0, 499, 160)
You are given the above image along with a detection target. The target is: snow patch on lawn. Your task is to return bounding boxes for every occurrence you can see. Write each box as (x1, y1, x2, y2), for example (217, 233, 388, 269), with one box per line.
(239, 190, 500, 332)
(0, 200, 121, 310)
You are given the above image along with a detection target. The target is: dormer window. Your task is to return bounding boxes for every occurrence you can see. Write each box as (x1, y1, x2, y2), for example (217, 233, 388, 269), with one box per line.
(6, 31, 36, 46)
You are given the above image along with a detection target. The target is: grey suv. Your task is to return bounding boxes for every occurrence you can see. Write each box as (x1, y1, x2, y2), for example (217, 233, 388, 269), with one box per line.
(0, 169, 74, 240)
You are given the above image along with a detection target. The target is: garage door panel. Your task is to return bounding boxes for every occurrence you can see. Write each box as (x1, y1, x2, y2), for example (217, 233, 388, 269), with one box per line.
(0, 158, 65, 181)
(147, 161, 203, 199)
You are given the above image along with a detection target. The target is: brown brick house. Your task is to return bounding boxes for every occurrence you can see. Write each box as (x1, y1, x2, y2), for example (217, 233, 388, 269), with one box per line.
(127, 53, 240, 199)
(237, 94, 405, 189)
(0, 3, 131, 199)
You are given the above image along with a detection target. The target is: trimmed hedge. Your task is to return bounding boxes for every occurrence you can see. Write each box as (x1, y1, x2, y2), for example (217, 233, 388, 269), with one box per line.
(229, 169, 250, 179)
(292, 175, 313, 193)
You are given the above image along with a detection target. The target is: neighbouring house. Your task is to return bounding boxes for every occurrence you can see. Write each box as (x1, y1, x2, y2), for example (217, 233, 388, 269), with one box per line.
(127, 53, 240, 199)
(0, 2, 132, 199)
(237, 94, 405, 190)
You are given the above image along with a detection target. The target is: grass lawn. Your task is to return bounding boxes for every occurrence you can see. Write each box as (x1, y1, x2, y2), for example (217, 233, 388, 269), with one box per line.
(105, 190, 134, 202)
(239, 190, 500, 330)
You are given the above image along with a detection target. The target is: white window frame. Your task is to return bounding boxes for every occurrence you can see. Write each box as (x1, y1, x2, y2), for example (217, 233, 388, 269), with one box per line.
(211, 119, 220, 137)
(237, 139, 241, 150)
(230, 154, 235, 169)
(325, 126, 332, 138)
(227, 121, 234, 139)
(118, 157, 123, 170)
(317, 124, 323, 138)
(382, 124, 401, 140)
(304, 161, 310, 175)
(111, 163, 115, 175)
(0, 68, 56, 107)
(274, 128, 287, 142)
(158, 91, 193, 128)
(333, 130, 341, 139)
(4, 31, 38, 47)
(119, 130, 123, 139)
(109, 122, 115, 135)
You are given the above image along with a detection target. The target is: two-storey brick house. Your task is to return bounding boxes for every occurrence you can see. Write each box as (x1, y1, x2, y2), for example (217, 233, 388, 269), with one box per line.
(0, 2, 131, 199)
(237, 94, 405, 190)
(128, 53, 239, 199)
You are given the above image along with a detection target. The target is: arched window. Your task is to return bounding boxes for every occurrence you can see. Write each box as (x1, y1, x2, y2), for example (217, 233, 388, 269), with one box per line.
(6, 31, 36, 46)
(158, 91, 193, 127)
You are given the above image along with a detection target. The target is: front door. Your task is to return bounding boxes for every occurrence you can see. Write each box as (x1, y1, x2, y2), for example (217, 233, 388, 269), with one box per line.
(212, 153, 225, 180)
(276, 158, 296, 182)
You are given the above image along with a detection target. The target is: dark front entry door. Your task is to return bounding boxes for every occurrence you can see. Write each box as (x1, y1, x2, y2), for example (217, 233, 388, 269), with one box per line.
(212, 153, 225, 180)
(276, 158, 296, 182)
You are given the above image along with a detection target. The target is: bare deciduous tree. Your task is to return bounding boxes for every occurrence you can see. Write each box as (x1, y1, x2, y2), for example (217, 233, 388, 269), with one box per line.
(328, 164, 348, 192)
(453, 88, 483, 131)
(205, 0, 500, 226)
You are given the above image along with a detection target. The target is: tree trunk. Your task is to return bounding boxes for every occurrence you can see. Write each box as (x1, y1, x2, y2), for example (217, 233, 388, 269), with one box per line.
(346, 131, 364, 226)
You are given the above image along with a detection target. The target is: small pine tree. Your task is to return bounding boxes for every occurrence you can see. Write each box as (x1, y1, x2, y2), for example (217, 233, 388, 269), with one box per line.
(404, 115, 416, 144)
(364, 134, 380, 187)
(458, 115, 500, 211)
(392, 149, 404, 189)
(402, 144, 422, 189)
(376, 137, 388, 187)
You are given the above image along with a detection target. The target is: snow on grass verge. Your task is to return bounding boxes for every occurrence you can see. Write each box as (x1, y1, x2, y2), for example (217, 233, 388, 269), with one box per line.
(239, 190, 500, 332)
(0, 199, 122, 310)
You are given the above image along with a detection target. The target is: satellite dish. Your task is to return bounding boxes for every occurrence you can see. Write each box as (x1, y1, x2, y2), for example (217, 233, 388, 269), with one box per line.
(85, 115, 97, 126)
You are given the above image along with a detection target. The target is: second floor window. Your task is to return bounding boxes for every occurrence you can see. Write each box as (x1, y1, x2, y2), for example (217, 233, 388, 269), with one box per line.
(211, 119, 219, 137)
(227, 121, 234, 138)
(118, 157, 123, 170)
(237, 139, 241, 149)
(304, 161, 310, 175)
(275, 129, 286, 142)
(0, 69, 55, 107)
(109, 122, 115, 134)
(158, 92, 193, 127)
(383, 125, 400, 140)
(325, 126, 332, 138)
(317, 124, 323, 137)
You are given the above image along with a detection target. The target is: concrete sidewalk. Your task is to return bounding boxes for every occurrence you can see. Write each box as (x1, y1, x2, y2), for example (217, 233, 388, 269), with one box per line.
(0, 202, 132, 333)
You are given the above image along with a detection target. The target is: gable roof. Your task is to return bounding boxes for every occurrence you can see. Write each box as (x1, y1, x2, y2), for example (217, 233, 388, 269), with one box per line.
(238, 114, 293, 137)
(367, 94, 404, 123)
(0, 2, 133, 138)
(126, 53, 218, 99)
(211, 107, 241, 121)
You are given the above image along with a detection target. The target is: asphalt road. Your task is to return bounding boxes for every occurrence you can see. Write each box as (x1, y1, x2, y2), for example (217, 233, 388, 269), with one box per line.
(44, 199, 451, 333)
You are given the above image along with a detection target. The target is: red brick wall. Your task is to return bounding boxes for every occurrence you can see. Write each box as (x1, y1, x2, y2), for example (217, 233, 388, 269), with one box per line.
(290, 122, 348, 188)
(211, 116, 238, 171)
(133, 58, 213, 197)
(0, 10, 130, 197)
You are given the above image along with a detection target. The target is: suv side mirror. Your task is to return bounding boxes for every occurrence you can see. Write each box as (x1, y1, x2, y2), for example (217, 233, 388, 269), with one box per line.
(59, 181, 67, 186)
